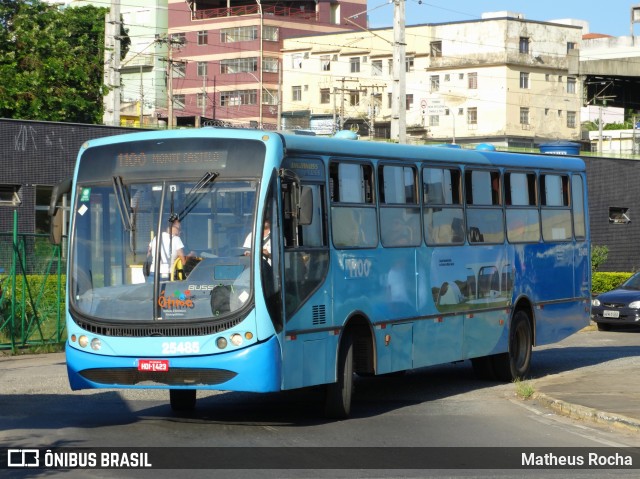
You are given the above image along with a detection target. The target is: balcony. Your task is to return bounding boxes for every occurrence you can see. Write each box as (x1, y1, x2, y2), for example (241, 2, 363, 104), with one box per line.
(194, 5, 318, 22)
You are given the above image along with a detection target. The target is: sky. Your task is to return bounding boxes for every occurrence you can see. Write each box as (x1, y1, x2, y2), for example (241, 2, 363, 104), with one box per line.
(366, 0, 639, 37)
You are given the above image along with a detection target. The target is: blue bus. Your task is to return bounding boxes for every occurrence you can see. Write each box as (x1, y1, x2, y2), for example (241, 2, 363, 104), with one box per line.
(49, 128, 590, 418)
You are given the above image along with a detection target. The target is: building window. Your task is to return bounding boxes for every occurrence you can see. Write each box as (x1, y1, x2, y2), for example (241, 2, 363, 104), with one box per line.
(263, 57, 279, 73)
(519, 37, 530, 54)
(567, 42, 577, 52)
(171, 33, 185, 45)
(430, 41, 442, 57)
(220, 26, 258, 43)
(545, 73, 551, 81)
(321, 55, 331, 71)
(429, 115, 439, 127)
(350, 57, 360, 73)
(388, 92, 392, 108)
(197, 30, 208, 46)
(468, 72, 478, 89)
(405, 57, 414, 72)
(173, 62, 186, 78)
(220, 90, 257, 106)
(444, 74, 450, 82)
(263, 26, 279, 41)
(220, 58, 258, 74)
(292, 86, 302, 102)
(388, 59, 393, 75)
(520, 72, 529, 89)
(349, 90, 359, 106)
(567, 77, 576, 94)
(406, 94, 413, 110)
(320, 88, 331, 104)
(35, 185, 53, 233)
(197, 62, 207, 77)
(567, 111, 577, 128)
(0, 184, 21, 207)
(609, 207, 631, 224)
(520, 107, 529, 125)
(430, 75, 440, 92)
(292, 53, 304, 69)
(197, 93, 206, 108)
(262, 89, 277, 105)
(467, 107, 477, 125)
(371, 59, 382, 76)
(173, 94, 185, 110)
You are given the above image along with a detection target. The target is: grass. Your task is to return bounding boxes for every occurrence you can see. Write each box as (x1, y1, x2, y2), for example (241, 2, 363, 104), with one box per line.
(514, 378, 535, 400)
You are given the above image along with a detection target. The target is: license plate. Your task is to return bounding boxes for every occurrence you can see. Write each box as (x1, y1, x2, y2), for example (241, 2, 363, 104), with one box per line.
(137, 359, 169, 372)
(603, 310, 620, 318)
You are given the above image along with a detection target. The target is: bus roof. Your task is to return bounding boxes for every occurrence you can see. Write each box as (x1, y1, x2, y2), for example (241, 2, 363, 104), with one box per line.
(278, 131, 586, 172)
(79, 128, 585, 173)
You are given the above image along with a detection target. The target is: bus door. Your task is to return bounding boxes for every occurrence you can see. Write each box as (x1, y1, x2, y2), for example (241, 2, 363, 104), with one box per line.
(279, 161, 332, 390)
(571, 174, 590, 301)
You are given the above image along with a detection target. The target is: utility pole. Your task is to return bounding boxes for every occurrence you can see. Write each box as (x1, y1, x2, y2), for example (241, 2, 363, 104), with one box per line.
(390, 0, 406, 143)
(333, 78, 358, 132)
(139, 65, 144, 127)
(156, 35, 184, 129)
(104, 0, 121, 126)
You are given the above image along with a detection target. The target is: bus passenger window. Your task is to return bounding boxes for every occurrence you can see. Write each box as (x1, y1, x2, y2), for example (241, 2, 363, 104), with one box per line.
(423, 167, 463, 246)
(540, 174, 571, 242)
(329, 162, 374, 204)
(379, 164, 420, 247)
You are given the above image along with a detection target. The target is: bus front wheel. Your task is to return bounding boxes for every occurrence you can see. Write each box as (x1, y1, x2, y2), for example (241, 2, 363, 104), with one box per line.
(492, 310, 532, 381)
(170, 389, 196, 412)
(324, 333, 354, 419)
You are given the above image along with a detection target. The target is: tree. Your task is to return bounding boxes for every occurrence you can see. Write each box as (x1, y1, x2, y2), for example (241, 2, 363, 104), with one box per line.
(591, 245, 609, 273)
(0, 1, 120, 124)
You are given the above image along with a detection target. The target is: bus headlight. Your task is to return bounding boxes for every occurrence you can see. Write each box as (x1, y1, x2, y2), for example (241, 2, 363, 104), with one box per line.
(216, 337, 228, 349)
(78, 335, 89, 348)
(90, 338, 102, 351)
(230, 333, 243, 346)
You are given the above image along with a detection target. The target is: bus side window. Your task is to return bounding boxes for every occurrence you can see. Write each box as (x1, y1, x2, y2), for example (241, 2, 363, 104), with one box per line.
(465, 169, 504, 244)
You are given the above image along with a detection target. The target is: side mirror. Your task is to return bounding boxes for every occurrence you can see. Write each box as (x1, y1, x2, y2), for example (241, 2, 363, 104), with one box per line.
(50, 208, 64, 245)
(299, 186, 313, 226)
(49, 178, 71, 245)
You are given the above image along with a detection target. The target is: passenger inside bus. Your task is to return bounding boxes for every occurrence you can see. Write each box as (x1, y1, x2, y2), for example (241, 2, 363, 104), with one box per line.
(244, 218, 272, 263)
(146, 214, 193, 282)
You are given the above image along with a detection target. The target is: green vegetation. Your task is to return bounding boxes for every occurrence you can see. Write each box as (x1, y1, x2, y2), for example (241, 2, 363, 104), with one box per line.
(591, 245, 609, 273)
(0, 0, 129, 124)
(514, 379, 535, 400)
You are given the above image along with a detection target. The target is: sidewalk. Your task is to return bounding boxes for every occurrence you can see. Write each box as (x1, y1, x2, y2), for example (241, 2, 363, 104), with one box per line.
(532, 355, 640, 433)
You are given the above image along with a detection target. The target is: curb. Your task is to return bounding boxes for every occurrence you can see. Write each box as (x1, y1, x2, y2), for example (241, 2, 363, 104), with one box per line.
(533, 392, 640, 433)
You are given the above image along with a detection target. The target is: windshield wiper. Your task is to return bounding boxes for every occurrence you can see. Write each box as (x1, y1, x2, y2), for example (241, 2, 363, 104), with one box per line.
(112, 176, 133, 232)
(176, 171, 219, 220)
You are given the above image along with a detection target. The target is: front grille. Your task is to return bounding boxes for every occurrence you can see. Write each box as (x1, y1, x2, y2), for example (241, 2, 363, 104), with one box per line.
(80, 367, 237, 386)
(602, 302, 625, 309)
(74, 315, 245, 338)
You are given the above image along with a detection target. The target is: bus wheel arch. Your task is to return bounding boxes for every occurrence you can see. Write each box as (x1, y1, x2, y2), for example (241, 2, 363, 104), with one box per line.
(492, 303, 534, 381)
(324, 313, 374, 419)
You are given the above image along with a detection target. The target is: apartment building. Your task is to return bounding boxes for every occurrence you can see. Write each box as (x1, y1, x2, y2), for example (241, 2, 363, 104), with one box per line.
(281, 12, 584, 146)
(165, 0, 367, 129)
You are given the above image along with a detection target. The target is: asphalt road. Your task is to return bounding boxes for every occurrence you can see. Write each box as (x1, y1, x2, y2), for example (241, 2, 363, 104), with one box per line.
(1, 327, 640, 479)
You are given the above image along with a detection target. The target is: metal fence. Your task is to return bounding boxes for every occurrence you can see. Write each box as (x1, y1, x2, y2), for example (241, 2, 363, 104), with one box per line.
(0, 211, 65, 352)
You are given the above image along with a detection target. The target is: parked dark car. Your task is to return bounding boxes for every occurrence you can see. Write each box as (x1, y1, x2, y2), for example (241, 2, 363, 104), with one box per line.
(591, 272, 640, 331)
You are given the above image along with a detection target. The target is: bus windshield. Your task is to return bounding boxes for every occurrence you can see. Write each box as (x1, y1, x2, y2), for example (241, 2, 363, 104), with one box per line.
(71, 171, 262, 324)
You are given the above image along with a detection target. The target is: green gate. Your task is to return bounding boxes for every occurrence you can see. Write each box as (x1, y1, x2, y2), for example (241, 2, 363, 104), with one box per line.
(0, 211, 66, 352)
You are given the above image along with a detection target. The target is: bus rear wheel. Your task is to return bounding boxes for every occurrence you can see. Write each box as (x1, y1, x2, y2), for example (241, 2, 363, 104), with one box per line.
(324, 333, 354, 419)
(492, 310, 532, 381)
(170, 389, 196, 412)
